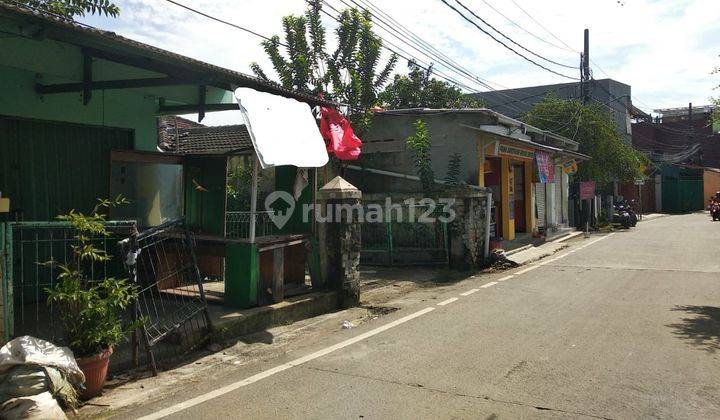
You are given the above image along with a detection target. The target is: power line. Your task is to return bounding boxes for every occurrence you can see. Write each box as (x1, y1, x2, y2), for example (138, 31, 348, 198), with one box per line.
(439, 0, 579, 81)
(163, 0, 287, 47)
(355, 0, 509, 90)
(332, 0, 594, 127)
(162, 0, 581, 133)
(333, 0, 498, 93)
(477, 0, 575, 53)
(321, 1, 561, 121)
(323, 0, 544, 119)
(452, 0, 577, 70)
(508, 0, 578, 53)
(317, 1, 480, 93)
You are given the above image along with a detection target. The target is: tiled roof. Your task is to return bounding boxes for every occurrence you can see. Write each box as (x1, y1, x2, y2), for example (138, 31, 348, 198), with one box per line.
(0, 2, 338, 108)
(158, 125, 253, 155)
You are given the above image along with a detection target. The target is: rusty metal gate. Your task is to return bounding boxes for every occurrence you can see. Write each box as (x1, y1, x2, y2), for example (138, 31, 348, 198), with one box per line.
(120, 219, 212, 374)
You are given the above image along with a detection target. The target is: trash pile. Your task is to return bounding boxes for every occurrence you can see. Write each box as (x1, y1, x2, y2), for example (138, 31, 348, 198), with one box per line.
(0, 336, 85, 419)
(487, 249, 519, 270)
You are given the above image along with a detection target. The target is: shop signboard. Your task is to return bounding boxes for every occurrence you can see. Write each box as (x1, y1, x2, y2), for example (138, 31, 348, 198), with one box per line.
(498, 144, 534, 160)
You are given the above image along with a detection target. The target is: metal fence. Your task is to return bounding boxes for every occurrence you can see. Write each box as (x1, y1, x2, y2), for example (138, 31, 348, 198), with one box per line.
(120, 219, 212, 374)
(0, 221, 136, 342)
(225, 211, 278, 239)
(360, 203, 449, 266)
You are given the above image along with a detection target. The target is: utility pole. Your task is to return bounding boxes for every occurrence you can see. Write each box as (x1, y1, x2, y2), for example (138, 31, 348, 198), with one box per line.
(688, 102, 694, 141)
(688, 102, 702, 165)
(581, 29, 590, 105)
(579, 29, 592, 229)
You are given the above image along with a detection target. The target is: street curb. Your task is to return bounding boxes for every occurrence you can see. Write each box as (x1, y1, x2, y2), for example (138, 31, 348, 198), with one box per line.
(212, 291, 340, 341)
(551, 231, 584, 243)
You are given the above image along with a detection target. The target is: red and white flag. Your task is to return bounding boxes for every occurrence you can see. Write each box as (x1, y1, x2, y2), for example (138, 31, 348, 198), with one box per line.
(319, 107, 362, 161)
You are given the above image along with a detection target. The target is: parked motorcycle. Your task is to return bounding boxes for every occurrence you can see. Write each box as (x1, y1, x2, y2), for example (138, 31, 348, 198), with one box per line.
(710, 199, 720, 221)
(612, 200, 633, 229)
(625, 199, 639, 227)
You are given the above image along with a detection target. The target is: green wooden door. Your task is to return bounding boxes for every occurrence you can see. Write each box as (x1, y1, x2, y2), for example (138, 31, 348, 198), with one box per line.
(0, 116, 133, 221)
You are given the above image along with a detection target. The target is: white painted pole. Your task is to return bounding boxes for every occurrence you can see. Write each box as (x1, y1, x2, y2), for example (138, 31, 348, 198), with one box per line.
(484, 191, 493, 259)
(249, 154, 259, 243)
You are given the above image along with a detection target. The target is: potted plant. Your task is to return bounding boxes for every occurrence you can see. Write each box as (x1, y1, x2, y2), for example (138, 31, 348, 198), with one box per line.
(46, 196, 139, 399)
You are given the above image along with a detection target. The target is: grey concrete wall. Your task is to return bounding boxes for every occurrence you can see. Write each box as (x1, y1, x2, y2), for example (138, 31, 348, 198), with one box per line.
(356, 112, 496, 194)
(471, 79, 632, 143)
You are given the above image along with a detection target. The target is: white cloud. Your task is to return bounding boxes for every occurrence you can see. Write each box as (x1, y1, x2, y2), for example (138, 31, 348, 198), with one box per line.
(80, 0, 720, 123)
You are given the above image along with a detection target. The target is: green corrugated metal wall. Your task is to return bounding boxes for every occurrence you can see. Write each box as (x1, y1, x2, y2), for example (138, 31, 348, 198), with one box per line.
(660, 165, 704, 214)
(0, 116, 134, 221)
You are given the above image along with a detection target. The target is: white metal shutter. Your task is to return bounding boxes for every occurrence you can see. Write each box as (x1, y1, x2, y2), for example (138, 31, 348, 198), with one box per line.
(535, 182, 546, 228)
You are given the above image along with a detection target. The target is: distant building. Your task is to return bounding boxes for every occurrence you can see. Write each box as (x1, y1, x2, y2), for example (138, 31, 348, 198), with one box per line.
(470, 79, 646, 144)
(346, 108, 588, 244)
(633, 105, 719, 169)
(627, 104, 720, 213)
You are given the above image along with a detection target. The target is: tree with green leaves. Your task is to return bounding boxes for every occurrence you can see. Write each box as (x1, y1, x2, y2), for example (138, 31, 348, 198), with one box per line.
(250, 0, 397, 134)
(4, 0, 119, 18)
(407, 119, 435, 192)
(378, 64, 485, 109)
(524, 94, 651, 185)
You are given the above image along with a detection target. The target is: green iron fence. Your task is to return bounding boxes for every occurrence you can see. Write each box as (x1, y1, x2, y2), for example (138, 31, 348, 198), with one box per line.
(0, 221, 136, 342)
(360, 203, 449, 266)
(225, 211, 278, 239)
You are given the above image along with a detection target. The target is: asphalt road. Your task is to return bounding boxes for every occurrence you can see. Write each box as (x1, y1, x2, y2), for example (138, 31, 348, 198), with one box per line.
(120, 213, 720, 419)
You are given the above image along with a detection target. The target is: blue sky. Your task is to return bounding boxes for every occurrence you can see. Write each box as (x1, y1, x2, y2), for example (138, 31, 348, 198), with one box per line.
(81, 0, 720, 123)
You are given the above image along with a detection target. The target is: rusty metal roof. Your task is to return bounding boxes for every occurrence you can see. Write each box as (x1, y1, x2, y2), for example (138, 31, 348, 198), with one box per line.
(0, 2, 339, 108)
(158, 124, 253, 155)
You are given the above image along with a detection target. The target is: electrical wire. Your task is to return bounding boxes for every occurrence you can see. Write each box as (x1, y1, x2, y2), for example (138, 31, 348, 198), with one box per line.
(358, 0, 510, 90)
(477, 0, 575, 54)
(157, 0, 585, 135)
(163, 0, 288, 47)
(508, 0, 578, 53)
(321, 0, 573, 126)
(331, 0, 496, 93)
(439, 0, 579, 81)
(452, 0, 577, 70)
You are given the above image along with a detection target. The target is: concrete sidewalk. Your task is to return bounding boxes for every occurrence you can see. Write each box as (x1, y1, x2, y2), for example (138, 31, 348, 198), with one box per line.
(505, 231, 582, 265)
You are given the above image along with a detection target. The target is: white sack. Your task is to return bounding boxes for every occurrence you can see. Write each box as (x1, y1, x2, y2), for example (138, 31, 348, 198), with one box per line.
(0, 391, 67, 419)
(234, 88, 329, 169)
(0, 336, 84, 385)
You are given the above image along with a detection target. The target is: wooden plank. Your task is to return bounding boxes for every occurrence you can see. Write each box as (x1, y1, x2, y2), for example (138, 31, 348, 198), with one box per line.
(82, 50, 92, 105)
(272, 247, 284, 303)
(157, 103, 240, 115)
(198, 85, 207, 123)
(36, 77, 190, 94)
(110, 149, 183, 165)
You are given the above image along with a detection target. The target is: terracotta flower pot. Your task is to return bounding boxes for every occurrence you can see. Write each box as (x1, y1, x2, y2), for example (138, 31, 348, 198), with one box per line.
(76, 347, 113, 399)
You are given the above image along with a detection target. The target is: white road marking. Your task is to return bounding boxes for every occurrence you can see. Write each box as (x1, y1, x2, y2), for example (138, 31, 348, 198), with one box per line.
(509, 233, 617, 277)
(514, 266, 539, 275)
(480, 281, 498, 288)
(497, 275, 514, 282)
(437, 297, 459, 306)
(137, 306, 436, 420)
(460, 288, 480, 296)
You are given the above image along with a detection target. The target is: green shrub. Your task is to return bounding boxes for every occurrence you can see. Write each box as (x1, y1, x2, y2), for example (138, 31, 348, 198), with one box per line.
(45, 196, 139, 357)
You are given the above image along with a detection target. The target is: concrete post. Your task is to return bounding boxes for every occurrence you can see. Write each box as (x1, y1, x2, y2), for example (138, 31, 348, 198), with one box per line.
(448, 190, 488, 270)
(317, 176, 362, 308)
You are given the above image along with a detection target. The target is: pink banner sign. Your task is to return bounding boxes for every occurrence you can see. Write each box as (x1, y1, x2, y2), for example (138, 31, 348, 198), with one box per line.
(579, 181, 596, 201)
(535, 151, 554, 183)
